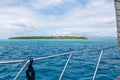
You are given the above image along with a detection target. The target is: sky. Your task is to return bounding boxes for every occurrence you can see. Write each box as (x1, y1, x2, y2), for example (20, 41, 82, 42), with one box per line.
(0, 0, 117, 39)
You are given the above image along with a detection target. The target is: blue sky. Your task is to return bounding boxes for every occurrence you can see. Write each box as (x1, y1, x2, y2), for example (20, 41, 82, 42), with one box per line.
(0, 0, 117, 39)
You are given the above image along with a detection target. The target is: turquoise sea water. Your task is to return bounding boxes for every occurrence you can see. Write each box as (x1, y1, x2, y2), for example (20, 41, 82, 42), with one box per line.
(0, 40, 120, 80)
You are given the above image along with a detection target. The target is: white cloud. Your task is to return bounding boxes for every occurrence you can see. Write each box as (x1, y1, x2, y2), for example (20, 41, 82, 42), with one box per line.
(53, 0, 117, 37)
(0, 0, 117, 39)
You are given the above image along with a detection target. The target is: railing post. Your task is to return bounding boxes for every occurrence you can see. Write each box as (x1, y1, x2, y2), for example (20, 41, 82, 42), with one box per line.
(92, 50, 104, 80)
(58, 53, 73, 80)
(14, 60, 30, 80)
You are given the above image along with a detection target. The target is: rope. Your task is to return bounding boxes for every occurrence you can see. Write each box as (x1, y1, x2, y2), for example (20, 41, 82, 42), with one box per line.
(58, 53, 72, 80)
(92, 50, 104, 80)
(14, 60, 30, 80)
(0, 45, 117, 64)
(26, 58, 35, 80)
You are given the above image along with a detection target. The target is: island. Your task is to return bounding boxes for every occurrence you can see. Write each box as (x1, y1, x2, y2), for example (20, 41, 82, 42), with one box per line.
(8, 36, 88, 40)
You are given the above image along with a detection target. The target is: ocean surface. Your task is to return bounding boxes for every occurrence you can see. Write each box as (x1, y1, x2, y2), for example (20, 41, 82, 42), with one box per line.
(0, 40, 120, 80)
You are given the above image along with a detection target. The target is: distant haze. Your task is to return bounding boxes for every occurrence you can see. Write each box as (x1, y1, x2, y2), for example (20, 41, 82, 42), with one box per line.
(0, 0, 117, 39)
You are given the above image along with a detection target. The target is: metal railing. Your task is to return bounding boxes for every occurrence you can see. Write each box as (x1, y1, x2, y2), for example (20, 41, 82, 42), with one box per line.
(0, 45, 117, 80)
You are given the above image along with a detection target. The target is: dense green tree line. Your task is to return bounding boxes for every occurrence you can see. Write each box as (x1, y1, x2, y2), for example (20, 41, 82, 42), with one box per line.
(9, 36, 88, 40)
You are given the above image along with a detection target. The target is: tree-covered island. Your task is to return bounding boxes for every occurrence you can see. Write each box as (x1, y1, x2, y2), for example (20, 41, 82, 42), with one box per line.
(8, 36, 88, 40)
